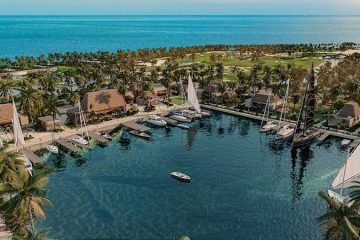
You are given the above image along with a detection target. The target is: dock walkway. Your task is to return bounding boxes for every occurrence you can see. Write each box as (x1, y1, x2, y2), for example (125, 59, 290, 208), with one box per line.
(20, 148, 43, 164)
(120, 120, 151, 132)
(317, 132, 330, 141)
(88, 132, 109, 143)
(55, 139, 81, 153)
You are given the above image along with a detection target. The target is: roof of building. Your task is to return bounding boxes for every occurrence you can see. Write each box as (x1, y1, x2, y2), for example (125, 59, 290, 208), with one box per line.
(140, 91, 155, 99)
(38, 115, 60, 123)
(338, 101, 360, 118)
(81, 89, 126, 114)
(252, 90, 281, 104)
(0, 103, 12, 125)
(223, 90, 238, 99)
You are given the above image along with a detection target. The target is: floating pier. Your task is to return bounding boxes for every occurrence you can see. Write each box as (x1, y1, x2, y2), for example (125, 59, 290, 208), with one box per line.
(20, 148, 43, 164)
(88, 132, 109, 144)
(55, 139, 81, 153)
(120, 120, 151, 132)
(317, 132, 330, 141)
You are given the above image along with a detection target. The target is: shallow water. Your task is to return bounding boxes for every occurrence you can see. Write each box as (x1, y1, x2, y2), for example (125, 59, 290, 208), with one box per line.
(2, 15, 360, 58)
(38, 112, 346, 240)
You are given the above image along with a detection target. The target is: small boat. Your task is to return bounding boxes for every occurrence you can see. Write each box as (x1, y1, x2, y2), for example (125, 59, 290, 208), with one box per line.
(46, 144, 59, 154)
(276, 124, 295, 139)
(147, 115, 167, 127)
(177, 124, 190, 130)
(20, 155, 33, 176)
(328, 190, 353, 206)
(100, 131, 112, 140)
(170, 172, 191, 183)
(129, 130, 150, 140)
(260, 121, 277, 132)
(201, 111, 211, 117)
(341, 139, 351, 148)
(181, 109, 202, 119)
(72, 135, 89, 145)
(169, 114, 192, 123)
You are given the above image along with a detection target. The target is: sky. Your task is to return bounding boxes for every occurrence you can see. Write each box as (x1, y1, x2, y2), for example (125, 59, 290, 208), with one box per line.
(1, 0, 360, 15)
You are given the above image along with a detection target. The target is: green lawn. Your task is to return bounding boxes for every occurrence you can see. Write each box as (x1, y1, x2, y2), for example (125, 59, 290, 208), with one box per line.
(56, 66, 78, 73)
(169, 96, 186, 105)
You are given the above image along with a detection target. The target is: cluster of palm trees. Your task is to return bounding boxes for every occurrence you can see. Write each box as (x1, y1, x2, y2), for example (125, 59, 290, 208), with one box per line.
(318, 184, 360, 239)
(0, 150, 52, 239)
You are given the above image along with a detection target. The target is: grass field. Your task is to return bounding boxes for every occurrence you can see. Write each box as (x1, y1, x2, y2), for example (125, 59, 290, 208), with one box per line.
(169, 96, 186, 105)
(56, 66, 78, 73)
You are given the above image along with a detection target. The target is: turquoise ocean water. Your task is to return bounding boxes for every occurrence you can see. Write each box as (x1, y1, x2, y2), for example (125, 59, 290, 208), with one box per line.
(1, 15, 360, 58)
(37, 113, 346, 239)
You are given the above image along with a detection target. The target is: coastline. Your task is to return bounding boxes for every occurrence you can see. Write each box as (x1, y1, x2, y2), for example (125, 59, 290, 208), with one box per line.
(4, 104, 185, 153)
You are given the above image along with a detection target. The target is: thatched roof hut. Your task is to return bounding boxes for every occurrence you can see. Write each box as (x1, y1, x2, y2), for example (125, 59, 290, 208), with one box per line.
(38, 115, 61, 131)
(136, 91, 158, 105)
(0, 103, 29, 126)
(81, 89, 126, 115)
(222, 90, 238, 103)
(125, 91, 135, 103)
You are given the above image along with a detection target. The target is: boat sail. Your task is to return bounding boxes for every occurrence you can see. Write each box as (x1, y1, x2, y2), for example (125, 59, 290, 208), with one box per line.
(187, 75, 201, 113)
(276, 80, 295, 139)
(292, 64, 321, 146)
(260, 94, 277, 132)
(72, 103, 89, 145)
(12, 100, 33, 175)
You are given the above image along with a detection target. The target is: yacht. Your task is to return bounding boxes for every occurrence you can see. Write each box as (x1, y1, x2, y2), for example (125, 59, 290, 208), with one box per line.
(260, 121, 278, 132)
(169, 113, 192, 123)
(182, 109, 202, 119)
(341, 139, 351, 148)
(276, 124, 295, 139)
(129, 130, 151, 140)
(72, 135, 89, 145)
(100, 131, 112, 140)
(147, 115, 167, 127)
(170, 172, 191, 183)
(201, 111, 211, 117)
(46, 144, 59, 154)
(177, 124, 190, 130)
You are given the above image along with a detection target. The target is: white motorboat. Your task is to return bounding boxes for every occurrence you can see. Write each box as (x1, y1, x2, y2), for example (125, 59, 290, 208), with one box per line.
(169, 114, 192, 123)
(46, 144, 59, 154)
(72, 135, 89, 145)
(147, 115, 167, 127)
(182, 109, 202, 119)
(170, 172, 191, 183)
(19, 155, 33, 176)
(276, 124, 295, 139)
(260, 121, 278, 132)
(341, 139, 352, 148)
(129, 130, 151, 140)
(100, 131, 112, 140)
(328, 190, 353, 207)
(177, 124, 190, 130)
(201, 111, 211, 117)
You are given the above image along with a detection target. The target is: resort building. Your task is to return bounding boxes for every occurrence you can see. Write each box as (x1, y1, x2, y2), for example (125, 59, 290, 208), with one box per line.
(153, 84, 168, 96)
(80, 89, 126, 115)
(222, 90, 238, 103)
(202, 85, 223, 103)
(136, 91, 159, 105)
(329, 101, 360, 128)
(245, 90, 281, 110)
(0, 103, 29, 126)
(38, 115, 61, 131)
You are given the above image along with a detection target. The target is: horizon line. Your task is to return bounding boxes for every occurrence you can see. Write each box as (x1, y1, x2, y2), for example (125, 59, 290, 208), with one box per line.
(0, 14, 360, 17)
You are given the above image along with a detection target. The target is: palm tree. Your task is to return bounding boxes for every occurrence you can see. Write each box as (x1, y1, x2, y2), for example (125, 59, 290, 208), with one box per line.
(317, 191, 360, 240)
(25, 227, 52, 240)
(43, 94, 61, 132)
(0, 74, 16, 102)
(0, 167, 53, 235)
(0, 150, 24, 183)
(17, 86, 43, 124)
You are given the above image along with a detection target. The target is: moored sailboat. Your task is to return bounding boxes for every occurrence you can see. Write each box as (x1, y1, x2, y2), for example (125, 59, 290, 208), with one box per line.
(71, 103, 89, 146)
(292, 64, 321, 146)
(276, 80, 295, 139)
(260, 95, 277, 132)
(187, 74, 211, 117)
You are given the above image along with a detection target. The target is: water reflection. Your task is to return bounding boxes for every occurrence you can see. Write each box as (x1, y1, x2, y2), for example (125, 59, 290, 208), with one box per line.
(290, 146, 314, 204)
(187, 123, 200, 150)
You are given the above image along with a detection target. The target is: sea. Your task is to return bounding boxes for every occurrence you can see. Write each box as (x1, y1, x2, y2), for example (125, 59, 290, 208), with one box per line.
(1, 15, 360, 58)
(37, 112, 346, 240)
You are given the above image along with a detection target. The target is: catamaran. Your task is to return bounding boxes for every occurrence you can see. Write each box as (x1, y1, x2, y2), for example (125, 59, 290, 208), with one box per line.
(260, 95, 277, 132)
(292, 64, 321, 146)
(12, 100, 33, 176)
(72, 103, 89, 146)
(328, 146, 360, 206)
(276, 80, 296, 139)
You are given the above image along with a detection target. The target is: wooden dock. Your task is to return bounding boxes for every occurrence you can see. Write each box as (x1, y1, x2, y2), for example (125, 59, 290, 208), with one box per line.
(20, 148, 43, 164)
(120, 120, 151, 132)
(55, 139, 81, 153)
(88, 132, 109, 143)
(317, 132, 330, 141)
(350, 139, 360, 148)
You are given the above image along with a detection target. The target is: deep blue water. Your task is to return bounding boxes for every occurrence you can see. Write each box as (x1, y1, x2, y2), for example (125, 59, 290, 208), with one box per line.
(37, 112, 346, 240)
(1, 15, 360, 58)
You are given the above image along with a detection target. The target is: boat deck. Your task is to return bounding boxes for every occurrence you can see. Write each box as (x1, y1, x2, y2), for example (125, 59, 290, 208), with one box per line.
(88, 132, 109, 143)
(20, 148, 43, 164)
(55, 139, 81, 153)
(120, 120, 151, 132)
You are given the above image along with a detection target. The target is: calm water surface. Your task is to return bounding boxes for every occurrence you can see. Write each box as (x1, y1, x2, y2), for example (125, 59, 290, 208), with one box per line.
(37, 112, 346, 240)
(1, 15, 360, 58)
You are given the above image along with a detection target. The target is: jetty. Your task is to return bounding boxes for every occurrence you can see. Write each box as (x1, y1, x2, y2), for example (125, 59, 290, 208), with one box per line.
(120, 120, 151, 132)
(55, 139, 81, 153)
(88, 132, 109, 144)
(20, 148, 42, 164)
(317, 132, 330, 141)
(350, 139, 360, 148)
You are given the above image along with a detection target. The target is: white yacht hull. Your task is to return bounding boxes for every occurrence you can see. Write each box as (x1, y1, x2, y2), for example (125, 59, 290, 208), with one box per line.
(46, 144, 59, 154)
(72, 136, 89, 145)
(169, 114, 192, 123)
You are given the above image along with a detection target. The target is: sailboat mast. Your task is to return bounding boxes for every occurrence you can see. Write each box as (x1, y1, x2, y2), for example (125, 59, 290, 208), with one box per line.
(278, 80, 290, 130)
(304, 64, 316, 130)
